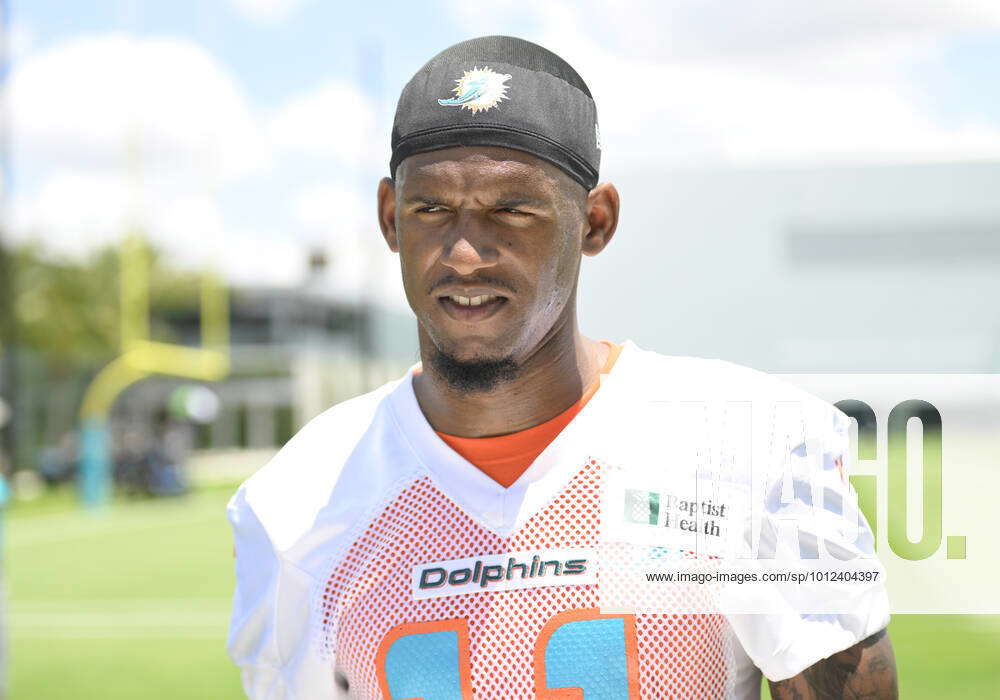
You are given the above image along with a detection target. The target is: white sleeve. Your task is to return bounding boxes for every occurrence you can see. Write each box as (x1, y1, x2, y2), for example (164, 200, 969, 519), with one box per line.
(227, 484, 337, 699)
(727, 406, 891, 682)
(227, 485, 291, 699)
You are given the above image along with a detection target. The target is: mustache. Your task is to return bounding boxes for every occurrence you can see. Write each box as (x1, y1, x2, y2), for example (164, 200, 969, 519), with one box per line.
(428, 274, 517, 296)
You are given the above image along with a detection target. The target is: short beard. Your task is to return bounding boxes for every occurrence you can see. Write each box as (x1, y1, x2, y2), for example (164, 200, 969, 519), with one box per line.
(428, 347, 519, 394)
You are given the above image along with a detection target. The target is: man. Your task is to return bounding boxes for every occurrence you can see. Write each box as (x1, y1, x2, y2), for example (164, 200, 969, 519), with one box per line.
(227, 35, 898, 699)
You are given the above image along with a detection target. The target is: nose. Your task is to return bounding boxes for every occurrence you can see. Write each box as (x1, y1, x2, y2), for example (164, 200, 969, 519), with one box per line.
(439, 213, 499, 276)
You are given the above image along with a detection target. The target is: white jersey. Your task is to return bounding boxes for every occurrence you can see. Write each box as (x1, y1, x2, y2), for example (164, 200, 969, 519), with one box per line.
(227, 340, 889, 699)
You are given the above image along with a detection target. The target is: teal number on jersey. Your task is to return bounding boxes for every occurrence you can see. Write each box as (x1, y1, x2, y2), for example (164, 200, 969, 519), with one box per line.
(544, 617, 631, 698)
(377, 610, 638, 699)
(382, 629, 465, 699)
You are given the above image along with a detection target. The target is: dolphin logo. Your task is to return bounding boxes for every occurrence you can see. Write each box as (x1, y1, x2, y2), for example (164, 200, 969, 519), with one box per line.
(437, 66, 511, 114)
(438, 77, 488, 106)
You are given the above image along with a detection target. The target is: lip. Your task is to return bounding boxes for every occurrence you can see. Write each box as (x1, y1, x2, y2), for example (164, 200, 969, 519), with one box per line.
(436, 286, 509, 299)
(437, 295, 509, 323)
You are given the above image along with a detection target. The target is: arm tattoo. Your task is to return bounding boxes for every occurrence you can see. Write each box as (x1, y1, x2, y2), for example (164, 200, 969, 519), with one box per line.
(768, 629, 899, 700)
(333, 667, 351, 699)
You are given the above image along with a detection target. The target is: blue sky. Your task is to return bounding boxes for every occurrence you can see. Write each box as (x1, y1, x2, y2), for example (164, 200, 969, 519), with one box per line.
(16, 0, 474, 102)
(6, 0, 1000, 305)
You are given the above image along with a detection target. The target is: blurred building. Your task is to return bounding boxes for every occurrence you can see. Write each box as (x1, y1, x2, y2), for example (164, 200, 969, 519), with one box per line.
(582, 160, 1000, 373)
(7, 272, 416, 478)
(113, 283, 416, 460)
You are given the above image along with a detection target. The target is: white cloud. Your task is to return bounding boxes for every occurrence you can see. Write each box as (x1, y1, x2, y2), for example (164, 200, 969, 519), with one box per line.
(8, 167, 400, 298)
(450, 0, 1000, 170)
(218, 237, 308, 287)
(289, 180, 403, 306)
(11, 170, 131, 256)
(8, 34, 267, 180)
(10, 20, 36, 57)
(454, 0, 1000, 62)
(581, 43, 1000, 170)
(147, 194, 310, 287)
(267, 80, 380, 168)
(10, 171, 308, 287)
(153, 198, 307, 287)
(228, 0, 309, 24)
(292, 181, 368, 233)
(152, 194, 229, 266)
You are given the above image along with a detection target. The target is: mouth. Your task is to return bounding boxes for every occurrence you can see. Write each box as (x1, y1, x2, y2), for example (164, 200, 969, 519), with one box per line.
(437, 293, 509, 322)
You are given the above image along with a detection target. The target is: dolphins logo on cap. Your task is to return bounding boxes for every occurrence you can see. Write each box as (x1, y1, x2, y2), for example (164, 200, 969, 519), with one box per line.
(437, 66, 512, 114)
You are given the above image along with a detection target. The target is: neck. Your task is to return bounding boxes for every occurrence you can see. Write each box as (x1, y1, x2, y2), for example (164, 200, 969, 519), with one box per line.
(412, 310, 608, 438)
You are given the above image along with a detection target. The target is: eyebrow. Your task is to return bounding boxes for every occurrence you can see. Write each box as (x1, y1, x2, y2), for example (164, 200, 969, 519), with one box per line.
(494, 196, 548, 208)
(402, 195, 445, 206)
(402, 194, 550, 208)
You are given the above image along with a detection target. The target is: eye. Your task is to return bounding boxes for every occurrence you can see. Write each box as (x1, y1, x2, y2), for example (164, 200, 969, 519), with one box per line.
(497, 207, 530, 216)
(416, 205, 447, 213)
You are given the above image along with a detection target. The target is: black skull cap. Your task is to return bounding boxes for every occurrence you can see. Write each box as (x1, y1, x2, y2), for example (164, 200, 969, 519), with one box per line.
(390, 35, 601, 190)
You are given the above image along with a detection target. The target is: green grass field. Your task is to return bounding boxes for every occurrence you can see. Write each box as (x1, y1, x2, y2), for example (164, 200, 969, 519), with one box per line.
(5, 481, 1000, 699)
(6, 483, 243, 699)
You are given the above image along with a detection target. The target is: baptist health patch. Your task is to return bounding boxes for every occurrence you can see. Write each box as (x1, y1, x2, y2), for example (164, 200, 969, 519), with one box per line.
(437, 66, 512, 114)
(412, 549, 595, 600)
(602, 470, 751, 558)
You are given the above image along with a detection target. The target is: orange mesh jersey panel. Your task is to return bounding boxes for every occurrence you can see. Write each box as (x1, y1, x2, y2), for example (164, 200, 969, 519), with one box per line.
(324, 462, 735, 698)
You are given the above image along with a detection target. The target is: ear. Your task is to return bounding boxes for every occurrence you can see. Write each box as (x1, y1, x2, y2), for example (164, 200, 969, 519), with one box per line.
(581, 182, 620, 257)
(377, 177, 399, 253)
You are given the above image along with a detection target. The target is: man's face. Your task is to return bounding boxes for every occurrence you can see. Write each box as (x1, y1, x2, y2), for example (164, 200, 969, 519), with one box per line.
(381, 146, 589, 367)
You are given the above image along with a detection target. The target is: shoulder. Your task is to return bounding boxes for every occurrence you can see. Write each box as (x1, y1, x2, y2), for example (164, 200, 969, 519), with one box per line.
(227, 373, 410, 553)
(614, 341, 849, 440)
(625, 340, 843, 406)
(622, 341, 826, 398)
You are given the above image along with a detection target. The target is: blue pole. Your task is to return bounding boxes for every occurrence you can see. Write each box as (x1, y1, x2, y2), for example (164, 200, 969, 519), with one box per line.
(80, 418, 111, 508)
(0, 473, 7, 699)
